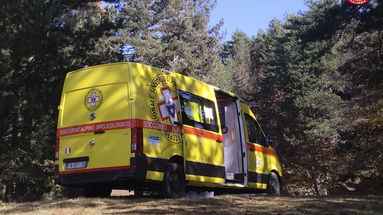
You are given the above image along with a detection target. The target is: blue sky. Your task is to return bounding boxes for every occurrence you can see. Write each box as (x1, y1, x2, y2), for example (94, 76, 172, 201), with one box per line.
(209, 0, 309, 41)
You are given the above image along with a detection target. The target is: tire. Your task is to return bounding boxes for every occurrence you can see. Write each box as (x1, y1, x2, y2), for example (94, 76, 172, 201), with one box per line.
(161, 163, 186, 198)
(84, 185, 112, 198)
(267, 172, 281, 196)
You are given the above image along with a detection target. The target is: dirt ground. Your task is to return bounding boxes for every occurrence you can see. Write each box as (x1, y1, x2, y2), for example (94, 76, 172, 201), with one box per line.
(1, 192, 382, 215)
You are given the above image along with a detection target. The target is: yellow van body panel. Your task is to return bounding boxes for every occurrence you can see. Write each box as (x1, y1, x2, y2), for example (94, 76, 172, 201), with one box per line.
(57, 63, 134, 174)
(248, 182, 268, 189)
(146, 171, 164, 181)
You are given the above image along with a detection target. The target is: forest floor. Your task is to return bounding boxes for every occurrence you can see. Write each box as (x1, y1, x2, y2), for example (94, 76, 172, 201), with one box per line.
(1, 191, 382, 215)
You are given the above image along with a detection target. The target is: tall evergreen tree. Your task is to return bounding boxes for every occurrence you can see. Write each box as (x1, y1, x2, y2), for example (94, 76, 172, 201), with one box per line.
(225, 31, 252, 99)
(0, 0, 224, 201)
(334, 0, 383, 192)
(113, 0, 223, 84)
(246, 0, 382, 195)
(0, 0, 120, 202)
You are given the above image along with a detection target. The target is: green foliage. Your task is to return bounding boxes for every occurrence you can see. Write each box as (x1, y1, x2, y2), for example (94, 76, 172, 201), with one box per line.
(0, 0, 223, 202)
(222, 31, 251, 97)
(231, 0, 383, 195)
(1, 0, 381, 201)
(109, 0, 223, 84)
(0, 0, 122, 202)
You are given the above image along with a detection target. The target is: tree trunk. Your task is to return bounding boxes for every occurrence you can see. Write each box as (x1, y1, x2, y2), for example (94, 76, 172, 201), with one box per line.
(312, 175, 320, 195)
(4, 183, 14, 202)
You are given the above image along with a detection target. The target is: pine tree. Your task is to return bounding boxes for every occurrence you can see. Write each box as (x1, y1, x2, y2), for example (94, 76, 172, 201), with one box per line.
(224, 31, 252, 99)
(0, 0, 121, 202)
(113, 0, 223, 84)
(0, 0, 224, 201)
(248, 1, 351, 195)
(246, 0, 383, 195)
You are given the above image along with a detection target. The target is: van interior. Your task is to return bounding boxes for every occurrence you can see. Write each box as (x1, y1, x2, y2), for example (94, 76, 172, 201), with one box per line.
(215, 91, 246, 184)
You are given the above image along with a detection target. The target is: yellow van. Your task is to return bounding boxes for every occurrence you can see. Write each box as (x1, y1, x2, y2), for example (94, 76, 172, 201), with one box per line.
(55, 62, 282, 197)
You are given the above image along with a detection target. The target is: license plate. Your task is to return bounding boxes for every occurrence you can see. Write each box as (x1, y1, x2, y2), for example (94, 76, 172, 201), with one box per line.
(65, 161, 88, 170)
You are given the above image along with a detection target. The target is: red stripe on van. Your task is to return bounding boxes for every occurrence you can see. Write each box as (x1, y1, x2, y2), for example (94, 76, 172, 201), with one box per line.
(57, 119, 132, 137)
(183, 126, 223, 142)
(57, 119, 181, 137)
(247, 143, 277, 157)
(131, 119, 181, 134)
(59, 165, 137, 175)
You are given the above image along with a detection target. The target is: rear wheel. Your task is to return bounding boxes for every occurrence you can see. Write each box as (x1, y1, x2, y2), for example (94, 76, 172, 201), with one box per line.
(161, 163, 185, 198)
(267, 172, 281, 196)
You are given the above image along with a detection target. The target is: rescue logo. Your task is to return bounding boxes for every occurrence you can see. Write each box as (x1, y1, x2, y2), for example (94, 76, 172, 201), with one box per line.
(346, 0, 369, 4)
(149, 74, 182, 143)
(85, 88, 103, 111)
(158, 87, 178, 125)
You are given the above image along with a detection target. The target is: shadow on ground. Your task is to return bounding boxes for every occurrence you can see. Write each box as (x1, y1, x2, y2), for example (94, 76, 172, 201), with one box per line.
(1, 195, 383, 214)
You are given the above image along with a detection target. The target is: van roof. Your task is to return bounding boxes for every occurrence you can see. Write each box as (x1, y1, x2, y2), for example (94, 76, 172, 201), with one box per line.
(66, 62, 245, 102)
(66, 62, 145, 77)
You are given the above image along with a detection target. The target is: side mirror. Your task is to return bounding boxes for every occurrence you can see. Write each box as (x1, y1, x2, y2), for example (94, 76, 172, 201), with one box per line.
(221, 126, 228, 134)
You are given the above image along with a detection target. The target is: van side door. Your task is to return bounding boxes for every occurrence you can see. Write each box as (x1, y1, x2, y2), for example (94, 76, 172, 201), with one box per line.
(173, 74, 225, 184)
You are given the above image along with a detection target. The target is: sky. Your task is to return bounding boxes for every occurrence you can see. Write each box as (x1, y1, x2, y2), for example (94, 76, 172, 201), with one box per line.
(209, 0, 309, 41)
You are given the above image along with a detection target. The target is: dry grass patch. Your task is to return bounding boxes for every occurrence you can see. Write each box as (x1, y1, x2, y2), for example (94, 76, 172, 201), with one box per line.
(1, 195, 382, 215)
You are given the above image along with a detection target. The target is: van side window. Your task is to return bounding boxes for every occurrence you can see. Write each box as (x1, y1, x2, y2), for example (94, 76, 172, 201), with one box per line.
(245, 114, 267, 146)
(179, 90, 218, 132)
(245, 114, 259, 143)
(255, 121, 267, 146)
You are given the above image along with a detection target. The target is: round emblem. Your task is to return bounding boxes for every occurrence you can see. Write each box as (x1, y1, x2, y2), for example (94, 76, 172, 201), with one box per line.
(85, 88, 103, 111)
(149, 74, 182, 143)
(346, 0, 369, 4)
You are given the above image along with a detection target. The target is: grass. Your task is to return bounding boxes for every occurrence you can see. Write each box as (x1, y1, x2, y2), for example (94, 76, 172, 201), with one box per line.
(1, 194, 383, 215)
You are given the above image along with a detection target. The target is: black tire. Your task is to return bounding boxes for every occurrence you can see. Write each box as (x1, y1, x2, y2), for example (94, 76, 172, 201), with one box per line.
(84, 185, 112, 198)
(161, 163, 186, 198)
(267, 172, 281, 196)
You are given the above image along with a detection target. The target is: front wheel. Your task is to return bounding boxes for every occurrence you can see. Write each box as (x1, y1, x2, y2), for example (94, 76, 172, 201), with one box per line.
(267, 172, 281, 196)
(161, 163, 185, 198)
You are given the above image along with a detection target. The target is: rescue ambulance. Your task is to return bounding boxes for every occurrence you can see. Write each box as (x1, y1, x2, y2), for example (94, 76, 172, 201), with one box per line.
(55, 62, 282, 197)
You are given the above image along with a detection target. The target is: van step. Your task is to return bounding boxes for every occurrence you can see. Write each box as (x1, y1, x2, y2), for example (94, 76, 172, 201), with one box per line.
(225, 172, 244, 181)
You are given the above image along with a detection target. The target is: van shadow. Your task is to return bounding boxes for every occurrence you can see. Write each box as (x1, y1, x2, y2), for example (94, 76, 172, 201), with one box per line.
(2, 195, 383, 215)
